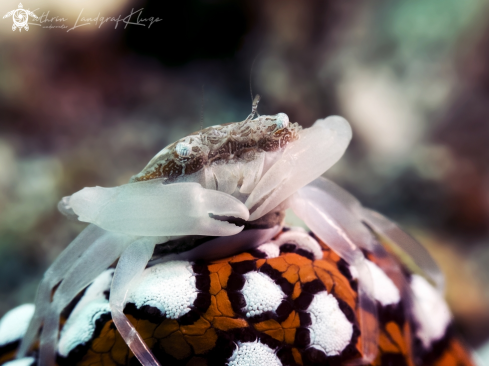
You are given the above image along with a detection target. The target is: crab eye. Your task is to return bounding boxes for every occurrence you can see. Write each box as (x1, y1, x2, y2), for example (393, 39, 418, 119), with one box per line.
(175, 142, 191, 157)
(275, 113, 289, 129)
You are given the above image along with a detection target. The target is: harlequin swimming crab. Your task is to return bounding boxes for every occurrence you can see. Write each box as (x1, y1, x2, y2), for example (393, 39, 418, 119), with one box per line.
(16, 96, 445, 366)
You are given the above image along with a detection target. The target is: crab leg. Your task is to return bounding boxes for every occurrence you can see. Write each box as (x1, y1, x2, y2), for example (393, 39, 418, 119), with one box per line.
(246, 116, 352, 221)
(290, 176, 446, 362)
(307, 178, 444, 292)
(17, 224, 106, 358)
(66, 180, 250, 236)
(110, 238, 163, 366)
(311, 178, 444, 293)
(38, 231, 160, 366)
(359, 208, 445, 293)
(304, 177, 377, 252)
(290, 184, 379, 363)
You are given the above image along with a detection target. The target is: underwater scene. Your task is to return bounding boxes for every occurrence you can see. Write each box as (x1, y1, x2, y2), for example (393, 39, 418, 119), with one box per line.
(0, 0, 488, 365)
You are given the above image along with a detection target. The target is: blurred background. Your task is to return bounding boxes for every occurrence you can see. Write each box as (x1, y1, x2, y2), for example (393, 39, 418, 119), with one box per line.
(1, 0, 489, 362)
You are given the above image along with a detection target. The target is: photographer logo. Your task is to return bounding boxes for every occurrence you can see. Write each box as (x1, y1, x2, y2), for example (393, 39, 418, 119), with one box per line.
(3, 3, 38, 31)
(2, 3, 160, 32)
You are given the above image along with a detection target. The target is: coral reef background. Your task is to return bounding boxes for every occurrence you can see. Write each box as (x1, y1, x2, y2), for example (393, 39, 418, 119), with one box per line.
(0, 0, 488, 361)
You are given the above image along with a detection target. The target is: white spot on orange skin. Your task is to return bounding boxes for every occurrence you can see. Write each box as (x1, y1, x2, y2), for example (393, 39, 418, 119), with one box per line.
(307, 291, 353, 356)
(128, 260, 197, 319)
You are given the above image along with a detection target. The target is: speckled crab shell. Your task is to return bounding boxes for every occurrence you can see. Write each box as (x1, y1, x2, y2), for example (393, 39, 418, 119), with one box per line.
(0, 227, 475, 366)
(130, 112, 300, 183)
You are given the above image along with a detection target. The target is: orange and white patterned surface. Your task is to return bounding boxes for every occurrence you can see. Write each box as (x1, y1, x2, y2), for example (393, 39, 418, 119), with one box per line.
(0, 227, 476, 366)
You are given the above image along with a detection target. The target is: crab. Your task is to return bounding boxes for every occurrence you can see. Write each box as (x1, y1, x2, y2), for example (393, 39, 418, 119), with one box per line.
(17, 96, 444, 366)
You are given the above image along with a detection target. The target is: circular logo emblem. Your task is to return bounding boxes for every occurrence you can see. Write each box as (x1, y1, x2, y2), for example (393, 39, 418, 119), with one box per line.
(3, 3, 38, 32)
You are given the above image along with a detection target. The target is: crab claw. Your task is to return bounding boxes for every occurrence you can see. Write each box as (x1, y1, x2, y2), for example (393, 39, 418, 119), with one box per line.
(63, 180, 250, 237)
(245, 116, 352, 221)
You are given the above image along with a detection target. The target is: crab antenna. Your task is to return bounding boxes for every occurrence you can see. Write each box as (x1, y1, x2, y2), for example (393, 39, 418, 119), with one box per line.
(249, 59, 255, 104)
(200, 84, 205, 131)
(249, 53, 263, 117)
(251, 94, 260, 117)
(243, 94, 260, 123)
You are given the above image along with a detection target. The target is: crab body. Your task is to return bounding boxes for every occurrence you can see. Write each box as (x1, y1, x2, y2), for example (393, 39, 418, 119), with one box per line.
(12, 100, 454, 366)
(132, 112, 299, 185)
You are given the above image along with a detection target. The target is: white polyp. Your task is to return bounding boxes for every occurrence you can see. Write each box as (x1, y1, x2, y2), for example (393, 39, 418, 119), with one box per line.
(350, 260, 400, 307)
(241, 271, 285, 317)
(58, 300, 110, 357)
(274, 230, 323, 260)
(3, 358, 35, 366)
(227, 341, 282, 366)
(0, 304, 35, 347)
(360, 208, 445, 294)
(410, 275, 451, 349)
(307, 291, 353, 356)
(255, 242, 280, 258)
(246, 115, 352, 221)
(127, 261, 197, 319)
(67, 181, 249, 237)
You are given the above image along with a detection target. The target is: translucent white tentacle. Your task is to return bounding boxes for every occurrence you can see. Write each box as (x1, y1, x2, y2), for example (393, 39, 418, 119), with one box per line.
(17, 224, 105, 358)
(246, 116, 352, 221)
(360, 208, 445, 294)
(110, 238, 166, 366)
(66, 180, 249, 236)
(290, 188, 378, 363)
